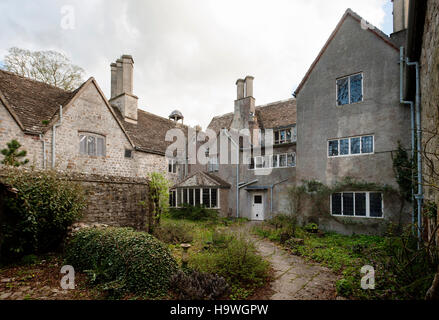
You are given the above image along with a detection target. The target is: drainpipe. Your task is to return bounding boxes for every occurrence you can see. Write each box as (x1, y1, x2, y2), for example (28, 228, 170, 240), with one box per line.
(406, 58, 423, 242)
(270, 178, 289, 218)
(400, 47, 423, 242)
(39, 134, 46, 169)
(399, 47, 416, 230)
(51, 105, 63, 168)
(224, 130, 240, 218)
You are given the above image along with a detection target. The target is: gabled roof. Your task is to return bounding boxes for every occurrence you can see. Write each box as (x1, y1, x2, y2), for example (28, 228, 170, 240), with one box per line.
(0, 69, 78, 134)
(293, 8, 399, 97)
(0, 69, 187, 155)
(172, 171, 231, 189)
(207, 98, 296, 133)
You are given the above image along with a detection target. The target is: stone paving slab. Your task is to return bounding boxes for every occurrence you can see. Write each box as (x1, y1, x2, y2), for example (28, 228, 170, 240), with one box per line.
(251, 235, 339, 300)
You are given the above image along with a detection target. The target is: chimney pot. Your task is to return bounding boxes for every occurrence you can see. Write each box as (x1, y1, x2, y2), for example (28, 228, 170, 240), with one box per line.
(236, 79, 245, 100)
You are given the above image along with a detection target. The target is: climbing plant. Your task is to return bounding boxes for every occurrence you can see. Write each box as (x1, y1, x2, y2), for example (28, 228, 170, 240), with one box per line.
(392, 142, 414, 202)
(1, 139, 29, 167)
(143, 172, 170, 234)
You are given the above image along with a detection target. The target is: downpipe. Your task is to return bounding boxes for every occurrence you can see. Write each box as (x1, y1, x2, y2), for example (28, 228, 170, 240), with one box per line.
(399, 47, 417, 231)
(51, 105, 63, 169)
(39, 134, 46, 169)
(400, 46, 423, 242)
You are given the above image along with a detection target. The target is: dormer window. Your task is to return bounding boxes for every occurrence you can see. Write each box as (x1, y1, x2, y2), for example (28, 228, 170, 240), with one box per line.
(79, 133, 106, 157)
(274, 126, 296, 145)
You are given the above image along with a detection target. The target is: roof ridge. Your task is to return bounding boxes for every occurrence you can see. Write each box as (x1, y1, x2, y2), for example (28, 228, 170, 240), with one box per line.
(256, 98, 296, 109)
(0, 68, 73, 93)
(137, 108, 188, 127)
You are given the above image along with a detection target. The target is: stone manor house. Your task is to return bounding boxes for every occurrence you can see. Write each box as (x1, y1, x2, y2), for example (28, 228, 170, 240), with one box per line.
(0, 1, 419, 235)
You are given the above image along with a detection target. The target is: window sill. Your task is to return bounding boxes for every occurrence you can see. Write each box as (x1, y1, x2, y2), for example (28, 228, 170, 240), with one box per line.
(336, 100, 364, 107)
(331, 214, 384, 219)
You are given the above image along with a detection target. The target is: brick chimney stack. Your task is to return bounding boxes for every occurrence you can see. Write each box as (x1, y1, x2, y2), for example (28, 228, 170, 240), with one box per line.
(109, 55, 138, 124)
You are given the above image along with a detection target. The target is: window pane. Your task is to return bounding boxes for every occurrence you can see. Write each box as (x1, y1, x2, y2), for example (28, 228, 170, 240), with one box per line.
(249, 157, 255, 170)
(331, 193, 342, 215)
(337, 78, 349, 105)
(189, 189, 194, 206)
(203, 189, 210, 208)
(370, 193, 383, 217)
(195, 189, 201, 205)
(340, 139, 349, 155)
(256, 157, 264, 169)
(79, 135, 87, 154)
(97, 137, 105, 156)
(292, 126, 297, 141)
(264, 155, 271, 168)
(279, 154, 287, 167)
(280, 130, 286, 143)
(272, 155, 278, 168)
(342, 193, 354, 216)
(87, 136, 96, 156)
(169, 192, 173, 207)
(361, 136, 374, 154)
(183, 189, 188, 204)
(211, 189, 218, 208)
(275, 131, 279, 144)
(254, 195, 262, 204)
(350, 137, 360, 154)
(287, 153, 296, 167)
(350, 74, 363, 103)
(286, 129, 292, 142)
(355, 193, 367, 216)
(328, 140, 339, 156)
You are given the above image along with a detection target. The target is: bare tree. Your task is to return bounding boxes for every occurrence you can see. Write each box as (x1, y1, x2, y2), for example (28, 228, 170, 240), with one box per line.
(3, 47, 85, 91)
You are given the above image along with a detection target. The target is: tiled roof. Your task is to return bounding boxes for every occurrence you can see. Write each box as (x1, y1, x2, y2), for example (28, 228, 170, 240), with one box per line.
(172, 171, 231, 189)
(0, 69, 187, 155)
(112, 107, 188, 155)
(207, 98, 296, 133)
(0, 69, 78, 133)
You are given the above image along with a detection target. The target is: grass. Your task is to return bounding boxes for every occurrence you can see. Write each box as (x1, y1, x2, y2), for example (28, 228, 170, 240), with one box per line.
(160, 216, 271, 299)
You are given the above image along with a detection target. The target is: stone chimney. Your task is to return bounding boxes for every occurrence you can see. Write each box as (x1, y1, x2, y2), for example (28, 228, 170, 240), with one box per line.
(109, 55, 138, 124)
(231, 76, 256, 131)
(392, 0, 409, 33)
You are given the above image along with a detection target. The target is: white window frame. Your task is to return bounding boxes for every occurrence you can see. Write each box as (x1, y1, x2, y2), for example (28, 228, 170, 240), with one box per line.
(274, 126, 296, 145)
(330, 191, 384, 218)
(207, 156, 219, 172)
(336, 72, 364, 106)
(171, 188, 220, 209)
(79, 132, 106, 157)
(168, 159, 177, 174)
(327, 135, 374, 158)
(251, 152, 296, 170)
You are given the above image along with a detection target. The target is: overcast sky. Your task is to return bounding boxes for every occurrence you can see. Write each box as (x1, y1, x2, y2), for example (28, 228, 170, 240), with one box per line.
(0, 0, 393, 129)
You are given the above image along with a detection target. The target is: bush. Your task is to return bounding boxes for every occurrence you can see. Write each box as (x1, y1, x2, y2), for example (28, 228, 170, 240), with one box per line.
(64, 227, 179, 298)
(190, 233, 270, 297)
(0, 169, 85, 261)
(169, 204, 218, 221)
(153, 220, 194, 244)
(170, 269, 230, 300)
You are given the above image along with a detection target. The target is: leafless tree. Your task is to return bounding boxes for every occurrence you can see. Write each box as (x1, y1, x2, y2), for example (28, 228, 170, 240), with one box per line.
(3, 47, 85, 91)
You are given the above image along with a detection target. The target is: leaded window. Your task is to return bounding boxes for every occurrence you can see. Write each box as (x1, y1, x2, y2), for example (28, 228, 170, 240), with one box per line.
(337, 73, 363, 106)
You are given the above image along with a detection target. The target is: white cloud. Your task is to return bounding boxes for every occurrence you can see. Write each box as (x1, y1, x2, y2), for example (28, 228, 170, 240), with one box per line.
(0, 0, 389, 129)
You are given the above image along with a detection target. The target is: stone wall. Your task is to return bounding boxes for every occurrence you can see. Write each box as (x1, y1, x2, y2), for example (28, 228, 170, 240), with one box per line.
(420, 0, 439, 241)
(72, 173, 149, 230)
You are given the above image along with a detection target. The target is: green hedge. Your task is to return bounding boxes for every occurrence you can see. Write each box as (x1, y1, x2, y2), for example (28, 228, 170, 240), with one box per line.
(0, 169, 85, 261)
(169, 204, 218, 221)
(64, 227, 179, 298)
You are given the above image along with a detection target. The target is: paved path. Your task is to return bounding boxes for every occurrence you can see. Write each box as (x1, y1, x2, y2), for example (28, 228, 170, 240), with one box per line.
(236, 223, 340, 300)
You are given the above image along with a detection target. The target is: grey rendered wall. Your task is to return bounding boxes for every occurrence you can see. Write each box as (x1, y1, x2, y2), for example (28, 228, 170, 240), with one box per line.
(296, 15, 412, 233)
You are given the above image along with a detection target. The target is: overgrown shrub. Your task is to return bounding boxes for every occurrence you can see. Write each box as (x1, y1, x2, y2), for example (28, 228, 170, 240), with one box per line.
(0, 169, 85, 261)
(190, 233, 270, 298)
(64, 227, 179, 298)
(153, 220, 194, 244)
(169, 204, 218, 221)
(170, 269, 230, 300)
